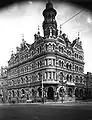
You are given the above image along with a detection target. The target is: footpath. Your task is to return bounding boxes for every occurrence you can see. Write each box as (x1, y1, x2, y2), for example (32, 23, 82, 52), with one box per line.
(0, 100, 92, 106)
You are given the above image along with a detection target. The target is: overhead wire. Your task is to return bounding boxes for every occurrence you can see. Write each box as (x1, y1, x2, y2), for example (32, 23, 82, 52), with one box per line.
(61, 9, 85, 26)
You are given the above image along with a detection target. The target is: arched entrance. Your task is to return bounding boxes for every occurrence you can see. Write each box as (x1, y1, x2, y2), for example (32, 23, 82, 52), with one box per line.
(80, 89, 83, 98)
(38, 87, 42, 97)
(47, 87, 54, 100)
(75, 88, 79, 98)
(68, 88, 73, 97)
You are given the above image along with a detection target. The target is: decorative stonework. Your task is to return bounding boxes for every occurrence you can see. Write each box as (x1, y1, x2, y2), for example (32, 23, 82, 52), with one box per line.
(6, 1, 85, 102)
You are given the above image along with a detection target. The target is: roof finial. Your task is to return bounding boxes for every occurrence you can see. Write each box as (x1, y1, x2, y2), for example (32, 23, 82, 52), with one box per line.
(60, 24, 62, 35)
(38, 25, 40, 36)
(46, 0, 53, 9)
(11, 49, 13, 55)
(78, 32, 80, 39)
(21, 34, 25, 43)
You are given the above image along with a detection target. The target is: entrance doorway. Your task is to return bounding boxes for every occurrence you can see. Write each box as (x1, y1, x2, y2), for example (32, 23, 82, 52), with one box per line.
(68, 88, 73, 97)
(47, 87, 54, 100)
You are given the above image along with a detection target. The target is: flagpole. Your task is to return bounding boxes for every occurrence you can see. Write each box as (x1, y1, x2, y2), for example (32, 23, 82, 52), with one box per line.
(42, 75, 44, 103)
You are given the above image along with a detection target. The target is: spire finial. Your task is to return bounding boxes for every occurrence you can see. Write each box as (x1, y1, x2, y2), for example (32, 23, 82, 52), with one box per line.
(38, 25, 40, 36)
(11, 49, 13, 55)
(21, 34, 25, 43)
(78, 32, 80, 39)
(49, 27, 53, 38)
(60, 24, 62, 35)
(46, 0, 53, 9)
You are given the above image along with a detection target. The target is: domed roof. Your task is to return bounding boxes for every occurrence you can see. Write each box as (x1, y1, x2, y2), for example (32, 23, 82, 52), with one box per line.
(43, 1, 57, 17)
(46, 1, 53, 9)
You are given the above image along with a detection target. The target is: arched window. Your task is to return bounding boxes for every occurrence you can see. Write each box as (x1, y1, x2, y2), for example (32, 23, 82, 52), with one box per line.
(60, 72, 63, 80)
(66, 63, 68, 69)
(40, 61, 42, 67)
(59, 60, 62, 67)
(80, 77, 82, 83)
(52, 44, 55, 50)
(40, 46, 41, 53)
(37, 61, 40, 68)
(26, 76, 28, 83)
(77, 54, 78, 58)
(48, 59, 52, 66)
(32, 89, 35, 96)
(59, 46, 61, 52)
(61, 47, 64, 53)
(62, 61, 64, 68)
(32, 50, 34, 56)
(22, 89, 25, 94)
(12, 90, 15, 97)
(45, 44, 48, 51)
(76, 76, 78, 82)
(38, 73, 42, 80)
(17, 90, 19, 97)
(70, 75, 72, 82)
(21, 77, 24, 84)
(53, 59, 55, 66)
(66, 74, 69, 81)
(70, 64, 72, 70)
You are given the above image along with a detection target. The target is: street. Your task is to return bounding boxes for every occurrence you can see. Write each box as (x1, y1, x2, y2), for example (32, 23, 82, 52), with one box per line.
(0, 103, 92, 120)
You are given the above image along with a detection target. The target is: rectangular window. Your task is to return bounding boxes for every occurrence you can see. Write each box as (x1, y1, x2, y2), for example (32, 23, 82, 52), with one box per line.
(48, 59, 52, 66)
(53, 72, 55, 79)
(45, 72, 48, 79)
(53, 59, 55, 66)
(49, 72, 52, 79)
(45, 59, 48, 66)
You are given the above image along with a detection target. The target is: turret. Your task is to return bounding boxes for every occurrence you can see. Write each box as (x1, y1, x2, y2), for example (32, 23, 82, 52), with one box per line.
(42, 1, 58, 38)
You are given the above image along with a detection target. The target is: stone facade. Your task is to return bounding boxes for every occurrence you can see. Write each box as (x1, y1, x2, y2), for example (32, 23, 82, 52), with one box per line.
(0, 66, 8, 103)
(7, 1, 84, 103)
(84, 72, 92, 99)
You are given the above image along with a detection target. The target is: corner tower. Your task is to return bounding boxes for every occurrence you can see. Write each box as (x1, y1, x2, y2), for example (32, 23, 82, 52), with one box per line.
(42, 1, 58, 38)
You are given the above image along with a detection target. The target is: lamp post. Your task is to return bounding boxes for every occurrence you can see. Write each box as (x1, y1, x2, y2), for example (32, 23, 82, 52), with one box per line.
(59, 73, 64, 103)
(86, 73, 89, 100)
(42, 75, 44, 103)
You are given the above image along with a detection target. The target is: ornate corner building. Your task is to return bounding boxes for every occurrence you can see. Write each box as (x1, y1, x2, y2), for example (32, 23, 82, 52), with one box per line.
(7, 1, 84, 103)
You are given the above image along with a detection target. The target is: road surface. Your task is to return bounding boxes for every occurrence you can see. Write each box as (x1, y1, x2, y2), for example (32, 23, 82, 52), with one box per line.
(0, 103, 92, 120)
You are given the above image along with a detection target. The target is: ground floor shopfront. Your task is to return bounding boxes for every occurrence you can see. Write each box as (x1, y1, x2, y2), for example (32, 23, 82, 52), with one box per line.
(7, 82, 85, 103)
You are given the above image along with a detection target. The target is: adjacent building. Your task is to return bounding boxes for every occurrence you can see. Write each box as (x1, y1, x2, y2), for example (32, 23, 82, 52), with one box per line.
(7, 1, 85, 103)
(0, 66, 8, 102)
(84, 72, 92, 99)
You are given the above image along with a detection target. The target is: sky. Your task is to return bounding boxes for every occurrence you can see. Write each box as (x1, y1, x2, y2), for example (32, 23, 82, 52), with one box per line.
(0, 1, 92, 73)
